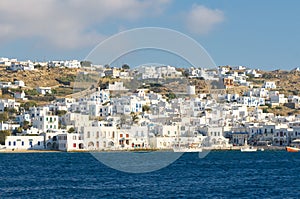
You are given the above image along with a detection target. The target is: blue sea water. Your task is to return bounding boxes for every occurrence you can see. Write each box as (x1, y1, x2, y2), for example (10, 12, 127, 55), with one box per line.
(0, 151, 300, 198)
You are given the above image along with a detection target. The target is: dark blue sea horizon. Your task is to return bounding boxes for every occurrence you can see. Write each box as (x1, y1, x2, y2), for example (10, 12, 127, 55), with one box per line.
(0, 151, 300, 198)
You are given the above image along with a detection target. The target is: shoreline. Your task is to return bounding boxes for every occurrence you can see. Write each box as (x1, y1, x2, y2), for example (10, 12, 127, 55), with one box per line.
(0, 146, 286, 153)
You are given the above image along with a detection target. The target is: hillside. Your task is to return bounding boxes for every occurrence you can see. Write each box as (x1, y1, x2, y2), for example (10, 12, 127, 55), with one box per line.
(0, 67, 78, 88)
(1, 67, 300, 113)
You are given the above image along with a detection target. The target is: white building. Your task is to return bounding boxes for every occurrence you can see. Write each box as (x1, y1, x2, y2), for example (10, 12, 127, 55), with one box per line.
(37, 87, 52, 95)
(32, 115, 59, 132)
(0, 99, 20, 112)
(0, 82, 12, 88)
(238, 96, 265, 107)
(263, 81, 277, 89)
(57, 133, 84, 151)
(108, 82, 128, 91)
(269, 91, 287, 104)
(13, 80, 25, 87)
(63, 60, 81, 68)
(5, 135, 45, 150)
(14, 91, 27, 100)
(88, 89, 110, 104)
(198, 126, 231, 148)
(8, 61, 34, 71)
(0, 121, 20, 131)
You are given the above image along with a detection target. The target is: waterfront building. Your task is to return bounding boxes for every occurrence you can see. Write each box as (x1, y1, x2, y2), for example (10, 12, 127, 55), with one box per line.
(5, 135, 45, 150)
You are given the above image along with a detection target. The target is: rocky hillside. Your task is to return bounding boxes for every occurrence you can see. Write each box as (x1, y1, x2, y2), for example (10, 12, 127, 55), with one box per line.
(0, 67, 78, 88)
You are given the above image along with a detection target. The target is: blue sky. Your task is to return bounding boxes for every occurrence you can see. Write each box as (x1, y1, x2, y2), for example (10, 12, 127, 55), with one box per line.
(0, 0, 299, 70)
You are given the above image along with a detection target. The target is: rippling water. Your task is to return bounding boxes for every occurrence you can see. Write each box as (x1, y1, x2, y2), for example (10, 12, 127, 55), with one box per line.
(0, 151, 300, 198)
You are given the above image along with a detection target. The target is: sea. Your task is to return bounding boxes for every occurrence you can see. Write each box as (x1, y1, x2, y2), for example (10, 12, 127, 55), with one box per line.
(0, 151, 300, 198)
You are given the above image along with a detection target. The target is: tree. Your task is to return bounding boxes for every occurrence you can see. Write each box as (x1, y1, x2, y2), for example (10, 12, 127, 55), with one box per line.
(68, 127, 75, 133)
(0, 130, 11, 145)
(21, 101, 37, 111)
(166, 92, 176, 101)
(142, 105, 150, 113)
(0, 112, 9, 122)
(122, 64, 130, 70)
(80, 60, 92, 67)
(131, 113, 139, 124)
(22, 121, 31, 130)
(56, 110, 67, 116)
(15, 127, 23, 134)
(4, 107, 18, 114)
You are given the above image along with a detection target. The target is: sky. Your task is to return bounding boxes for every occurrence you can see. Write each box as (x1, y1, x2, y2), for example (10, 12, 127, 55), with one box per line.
(0, 0, 299, 70)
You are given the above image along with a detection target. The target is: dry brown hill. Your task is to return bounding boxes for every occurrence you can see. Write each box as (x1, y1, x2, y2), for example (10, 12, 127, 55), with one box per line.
(0, 67, 78, 88)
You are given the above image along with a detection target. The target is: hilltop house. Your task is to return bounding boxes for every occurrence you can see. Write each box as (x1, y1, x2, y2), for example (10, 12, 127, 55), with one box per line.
(263, 81, 277, 89)
(37, 87, 52, 95)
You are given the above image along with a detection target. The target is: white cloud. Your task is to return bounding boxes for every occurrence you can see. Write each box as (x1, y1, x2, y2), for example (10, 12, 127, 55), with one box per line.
(0, 0, 171, 49)
(186, 5, 224, 35)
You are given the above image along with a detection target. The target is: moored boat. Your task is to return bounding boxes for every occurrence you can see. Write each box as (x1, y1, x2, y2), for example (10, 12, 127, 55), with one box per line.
(286, 139, 300, 152)
(286, 146, 300, 152)
(240, 139, 257, 152)
(173, 147, 202, 153)
(173, 143, 202, 153)
(241, 146, 257, 152)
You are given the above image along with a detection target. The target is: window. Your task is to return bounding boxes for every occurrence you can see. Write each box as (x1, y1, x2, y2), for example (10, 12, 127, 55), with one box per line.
(13, 141, 16, 146)
(8, 141, 11, 146)
(46, 117, 48, 121)
(37, 141, 40, 146)
(126, 134, 129, 138)
(73, 143, 76, 148)
(29, 141, 32, 147)
(87, 132, 90, 138)
(120, 134, 123, 138)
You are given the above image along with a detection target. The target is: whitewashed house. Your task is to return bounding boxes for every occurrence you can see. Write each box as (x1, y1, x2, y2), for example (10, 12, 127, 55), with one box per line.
(5, 135, 45, 150)
(263, 81, 277, 89)
(108, 82, 128, 91)
(62, 60, 81, 68)
(32, 115, 59, 132)
(14, 91, 27, 100)
(0, 82, 12, 88)
(238, 96, 265, 107)
(57, 133, 84, 151)
(37, 87, 52, 95)
(13, 80, 25, 87)
(0, 99, 20, 112)
(104, 68, 120, 78)
(269, 91, 287, 104)
(0, 121, 20, 131)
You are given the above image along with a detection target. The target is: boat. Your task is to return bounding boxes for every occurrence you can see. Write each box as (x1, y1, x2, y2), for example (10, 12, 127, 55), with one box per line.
(286, 139, 300, 152)
(172, 122, 203, 153)
(240, 139, 257, 152)
(241, 146, 257, 152)
(173, 143, 202, 153)
(286, 146, 300, 152)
